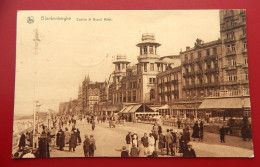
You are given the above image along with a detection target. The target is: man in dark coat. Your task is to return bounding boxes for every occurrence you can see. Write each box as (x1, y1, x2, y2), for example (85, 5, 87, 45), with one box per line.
(192, 121, 200, 141)
(56, 131, 60, 147)
(141, 133, 149, 155)
(38, 134, 50, 158)
(89, 135, 96, 157)
(219, 126, 225, 143)
(18, 133, 26, 150)
(59, 129, 65, 151)
(69, 130, 77, 152)
(91, 121, 95, 131)
(165, 129, 174, 156)
(125, 132, 132, 151)
(170, 129, 176, 155)
(83, 135, 90, 157)
(183, 144, 196, 157)
(158, 125, 162, 135)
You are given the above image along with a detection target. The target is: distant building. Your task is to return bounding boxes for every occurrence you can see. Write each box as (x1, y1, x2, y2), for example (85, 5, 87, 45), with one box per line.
(79, 74, 106, 115)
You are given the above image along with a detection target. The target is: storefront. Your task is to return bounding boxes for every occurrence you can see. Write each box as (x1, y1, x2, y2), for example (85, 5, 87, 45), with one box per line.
(118, 103, 159, 122)
(199, 96, 251, 118)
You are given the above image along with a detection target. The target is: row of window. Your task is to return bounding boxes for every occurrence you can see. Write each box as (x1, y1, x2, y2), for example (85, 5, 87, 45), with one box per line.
(184, 47, 218, 61)
(141, 45, 157, 55)
(228, 74, 248, 82)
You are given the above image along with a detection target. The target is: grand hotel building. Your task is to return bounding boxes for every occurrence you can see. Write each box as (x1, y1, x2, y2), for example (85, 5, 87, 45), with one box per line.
(61, 10, 250, 119)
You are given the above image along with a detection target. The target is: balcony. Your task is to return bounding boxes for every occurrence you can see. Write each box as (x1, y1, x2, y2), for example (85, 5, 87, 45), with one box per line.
(183, 72, 189, 78)
(195, 84, 203, 89)
(241, 63, 248, 69)
(224, 37, 236, 43)
(224, 65, 237, 71)
(204, 82, 219, 87)
(188, 71, 195, 76)
(195, 71, 203, 76)
(241, 80, 249, 84)
(240, 34, 247, 39)
(210, 68, 218, 73)
(171, 80, 178, 84)
(221, 81, 238, 86)
(195, 57, 203, 63)
(226, 50, 236, 56)
(241, 48, 247, 53)
(171, 90, 179, 94)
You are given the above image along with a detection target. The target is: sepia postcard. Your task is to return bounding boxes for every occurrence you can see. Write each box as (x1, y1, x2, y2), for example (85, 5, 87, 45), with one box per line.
(12, 10, 253, 158)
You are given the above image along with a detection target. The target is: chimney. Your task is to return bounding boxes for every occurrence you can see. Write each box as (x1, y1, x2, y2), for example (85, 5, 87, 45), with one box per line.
(186, 46, 190, 50)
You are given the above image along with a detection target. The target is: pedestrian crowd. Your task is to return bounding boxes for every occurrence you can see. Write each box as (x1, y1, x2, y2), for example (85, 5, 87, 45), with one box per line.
(13, 114, 98, 158)
(121, 122, 197, 157)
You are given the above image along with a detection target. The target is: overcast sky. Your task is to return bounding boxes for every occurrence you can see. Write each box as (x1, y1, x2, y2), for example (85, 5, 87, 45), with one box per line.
(14, 10, 220, 115)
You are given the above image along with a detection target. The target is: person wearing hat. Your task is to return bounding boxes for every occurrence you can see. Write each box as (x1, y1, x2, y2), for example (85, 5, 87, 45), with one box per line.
(91, 120, 96, 131)
(18, 133, 26, 151)
(132, 131, 138, 147)
(59, 129, 65, 151)
(192, 121, 200, 141)
(158, 131, 165, 155)
(130, 143, 139, 157)
(125, 132, 132, 151)
(83, 135, 90, 157)
(165, 129, 174, 156)
(182, 143, 196, 157)
(121, 146, 129, 157)
(69, 130, 77, 152)
(89, 135, 96, 157)
(141, 133, 149, 155)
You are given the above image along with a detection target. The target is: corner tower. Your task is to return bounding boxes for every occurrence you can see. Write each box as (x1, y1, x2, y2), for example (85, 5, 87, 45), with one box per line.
(136, 33, 162, 103)
(113, 54, 130, 89)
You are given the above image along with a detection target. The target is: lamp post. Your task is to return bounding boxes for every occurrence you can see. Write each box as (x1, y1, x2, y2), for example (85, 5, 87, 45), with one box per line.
(33, 101, 41, 149)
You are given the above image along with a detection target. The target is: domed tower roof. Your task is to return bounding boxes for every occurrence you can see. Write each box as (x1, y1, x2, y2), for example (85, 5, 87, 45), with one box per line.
(113, 54, 130, 64)
(136, 33, 161, 47)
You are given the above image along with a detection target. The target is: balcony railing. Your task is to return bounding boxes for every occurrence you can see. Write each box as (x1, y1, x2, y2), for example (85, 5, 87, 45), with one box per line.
(240, 34, 247, 39)
(224, 65, 237, 71)
(241, 63, 248, 69)
(241, 48, 247, 53)
(224, 37, 236, 43)
(195, 71, 203, 76)
(226, 50, 236, 56)
(171, 80, 178, 84)
(204, 82, 219, 87)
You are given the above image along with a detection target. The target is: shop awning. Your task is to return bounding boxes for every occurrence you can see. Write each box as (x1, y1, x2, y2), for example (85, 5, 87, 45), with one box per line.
(199, 97, 251, 109)
(128, 104, 142, 113)
(120, 105, 134, 113)
(119, 104, 158, 114)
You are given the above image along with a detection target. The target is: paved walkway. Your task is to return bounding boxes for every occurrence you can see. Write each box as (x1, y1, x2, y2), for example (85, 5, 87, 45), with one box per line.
(50, 121, 254, 158)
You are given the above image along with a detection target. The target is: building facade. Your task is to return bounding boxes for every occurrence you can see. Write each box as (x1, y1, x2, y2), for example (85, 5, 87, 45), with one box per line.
(180, 39, 222, 99)
(219, 9, 249, 96)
